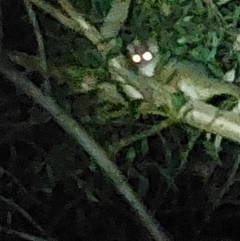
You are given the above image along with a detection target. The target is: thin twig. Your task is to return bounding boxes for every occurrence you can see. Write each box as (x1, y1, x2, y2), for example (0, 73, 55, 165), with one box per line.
(0, 224, 53, 241)
(0, 165, 42, 206)
(24, 0, 47, 71)
(108, 119, 173, 158)
(29, 0, 103, 45)
(212, 153, 240, 207)
(0, 167, 28, 195)
(24, 0, 51, 93)
(29, 0, 81, 33)
(0, 195, 45, 234)
(57, 0, 103, 45)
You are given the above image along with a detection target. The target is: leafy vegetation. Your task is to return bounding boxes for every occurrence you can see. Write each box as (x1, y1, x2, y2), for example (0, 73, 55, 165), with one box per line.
(1, 0, 240, 240)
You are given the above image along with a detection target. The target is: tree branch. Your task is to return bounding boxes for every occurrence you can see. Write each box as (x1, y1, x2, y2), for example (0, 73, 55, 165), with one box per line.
(0, 54, 173, 241)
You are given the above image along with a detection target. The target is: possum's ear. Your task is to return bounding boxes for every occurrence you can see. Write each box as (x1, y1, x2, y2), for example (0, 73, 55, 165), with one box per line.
(126, 39, 141, 56)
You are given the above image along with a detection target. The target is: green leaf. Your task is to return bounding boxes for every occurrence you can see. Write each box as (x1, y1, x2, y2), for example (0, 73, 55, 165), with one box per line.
(126, 147, 137, 162)
(203, 139, 222, 165)
(141, 138, 149, 156)
(65, 66, 86, 80)
(171, 92, 187, 111)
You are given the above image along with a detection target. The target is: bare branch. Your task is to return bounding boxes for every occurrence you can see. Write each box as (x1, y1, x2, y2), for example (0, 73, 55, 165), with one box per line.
(0, 195, 45, 234)
(28, 0, 82, 34)
(57, 0, 103, 45)
(24, 0, 47, 71)
(0, 224, 53, 241)
(28, 0, 103, 46)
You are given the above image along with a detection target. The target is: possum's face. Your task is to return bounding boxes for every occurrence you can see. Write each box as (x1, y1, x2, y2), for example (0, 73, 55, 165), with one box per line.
(127, 38, 159, 77)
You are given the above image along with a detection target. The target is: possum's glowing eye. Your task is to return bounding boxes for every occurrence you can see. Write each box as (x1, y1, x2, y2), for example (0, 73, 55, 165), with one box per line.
(131, 51, 153, 64)
(131, 54, 142, 63)
(142, 51, 153, 61)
